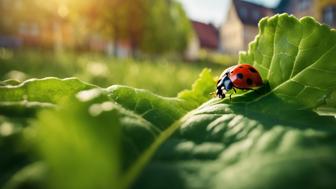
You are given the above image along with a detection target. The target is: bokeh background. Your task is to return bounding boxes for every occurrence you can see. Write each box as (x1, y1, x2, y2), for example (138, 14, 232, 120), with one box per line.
(1, 0, 335, 96)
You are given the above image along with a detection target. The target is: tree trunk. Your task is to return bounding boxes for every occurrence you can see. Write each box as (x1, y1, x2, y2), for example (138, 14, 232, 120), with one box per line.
(113, 25, 119, 57)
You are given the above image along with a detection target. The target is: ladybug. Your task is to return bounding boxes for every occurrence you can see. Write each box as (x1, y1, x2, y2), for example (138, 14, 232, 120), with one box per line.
(216, 64, 263, 99)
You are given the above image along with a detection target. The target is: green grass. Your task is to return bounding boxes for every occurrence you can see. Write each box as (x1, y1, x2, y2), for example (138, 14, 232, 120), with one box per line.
(0, 50, 233, 96)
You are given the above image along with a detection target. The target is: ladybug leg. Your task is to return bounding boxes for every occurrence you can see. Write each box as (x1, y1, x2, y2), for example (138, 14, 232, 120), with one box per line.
(233, 88, 237, 93)
(221, 89, 226, 99)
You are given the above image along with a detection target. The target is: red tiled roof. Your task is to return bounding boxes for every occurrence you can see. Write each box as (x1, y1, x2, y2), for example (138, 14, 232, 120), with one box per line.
(191, 20, 219, 50)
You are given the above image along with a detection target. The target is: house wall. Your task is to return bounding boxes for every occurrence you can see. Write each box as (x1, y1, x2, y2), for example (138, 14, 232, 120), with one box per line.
(316, 0, 336, 25)
(242, 9, 272, 51)
(220, 2, 244, 55)
(285, 0, 336, 27)
(185, 32, 200, 60)
(243, 25, 258, 50)
(286, 0, 318, 18)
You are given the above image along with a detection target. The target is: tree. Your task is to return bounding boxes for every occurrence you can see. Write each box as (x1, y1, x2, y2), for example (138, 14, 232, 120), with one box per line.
(84, 0, 146, 56)
(140, 0, 192, 55)
(85, 0, 192, 56)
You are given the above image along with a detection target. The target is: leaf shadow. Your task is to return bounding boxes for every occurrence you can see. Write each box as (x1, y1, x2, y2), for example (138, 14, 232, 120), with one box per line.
(229, 83, 336, 132)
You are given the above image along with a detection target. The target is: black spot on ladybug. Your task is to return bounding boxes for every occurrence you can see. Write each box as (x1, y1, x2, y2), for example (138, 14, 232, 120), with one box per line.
(239, 66, 243, 68)
(249, 67, 257, 73)
(246, 78, 253, 85)
(237, 73, 244, 79)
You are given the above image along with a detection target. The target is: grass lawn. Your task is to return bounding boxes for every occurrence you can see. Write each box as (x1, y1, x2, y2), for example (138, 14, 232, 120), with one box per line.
(0, 49, 235, 96)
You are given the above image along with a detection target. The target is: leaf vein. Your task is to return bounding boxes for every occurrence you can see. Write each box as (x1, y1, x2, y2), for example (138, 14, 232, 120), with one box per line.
(289, 28, 304, 78)
(266, 17, 279, 80)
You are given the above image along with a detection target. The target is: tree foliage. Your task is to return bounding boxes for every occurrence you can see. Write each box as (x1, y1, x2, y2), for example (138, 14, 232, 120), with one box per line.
(140, 0, 192, 54)
(1, 0, 192, 55)
(86, 0, 192, 55)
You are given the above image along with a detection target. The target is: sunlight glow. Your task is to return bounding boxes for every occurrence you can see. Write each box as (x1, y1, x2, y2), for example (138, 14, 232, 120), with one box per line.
(58, 4, 69, 18)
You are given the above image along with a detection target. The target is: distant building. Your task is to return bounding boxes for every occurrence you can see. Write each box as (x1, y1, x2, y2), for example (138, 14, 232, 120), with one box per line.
(0, 0, 131, 56)
(186, 20, 220, 60)
(192, 21, 219, 50)
(220, 0, 273, 55)
(276, 0, 336, 27)
(275, 0, 313, 18)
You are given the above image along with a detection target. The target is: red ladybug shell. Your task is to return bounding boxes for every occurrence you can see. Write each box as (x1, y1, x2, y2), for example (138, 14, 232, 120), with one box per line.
(228, 64, 263, 89)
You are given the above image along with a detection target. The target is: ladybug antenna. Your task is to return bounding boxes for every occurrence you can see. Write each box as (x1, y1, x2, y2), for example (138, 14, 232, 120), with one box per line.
(209, 91, 216, 97)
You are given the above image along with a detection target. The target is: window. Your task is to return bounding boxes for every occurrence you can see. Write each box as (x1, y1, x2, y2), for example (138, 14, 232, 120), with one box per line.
(31, 23, 40, 36)
(19, 22, 28, 35)
(297, 0, 311, 11)
(252, 11, 260, 20)
(14, 0, 23, 10)
(239, 7, 247, 18)
(1, 0, 9, 9)
(323, 6, 336, 27)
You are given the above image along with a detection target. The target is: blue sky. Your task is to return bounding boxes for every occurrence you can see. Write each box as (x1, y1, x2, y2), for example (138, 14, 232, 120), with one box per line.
(177, 0, 281, 26)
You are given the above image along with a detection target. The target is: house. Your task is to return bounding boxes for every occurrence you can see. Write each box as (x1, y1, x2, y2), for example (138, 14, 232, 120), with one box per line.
(191, 21, 219, 50)
(276, 0, 336, 27)
(0, 0, 78, 50)
(220, 0, 273, 55)
(185, 20, 220, 60)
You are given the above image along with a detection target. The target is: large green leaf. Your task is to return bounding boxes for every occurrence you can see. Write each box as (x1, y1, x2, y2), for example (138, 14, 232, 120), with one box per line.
(0, 78, 95, 188)
(0, 77, 94, 103)
(0, 69, 215, 189)
(240, 14, 336, 108)
(0, 78, 94, 116)
(134, 98, 336, 189)
(31, 94, 122, 189)
(31, 69, 215, 189)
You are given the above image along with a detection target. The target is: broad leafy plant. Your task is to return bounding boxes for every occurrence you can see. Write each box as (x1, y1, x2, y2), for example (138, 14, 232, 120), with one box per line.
(1, 14, 336, 189)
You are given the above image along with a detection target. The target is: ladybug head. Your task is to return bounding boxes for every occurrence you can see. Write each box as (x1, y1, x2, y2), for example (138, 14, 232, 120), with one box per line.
(216, 86, 225, 98)
(216, 75, 233, 99)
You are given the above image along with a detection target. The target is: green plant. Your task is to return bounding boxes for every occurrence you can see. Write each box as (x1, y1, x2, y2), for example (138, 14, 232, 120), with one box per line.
(1, 14, 336, 189)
